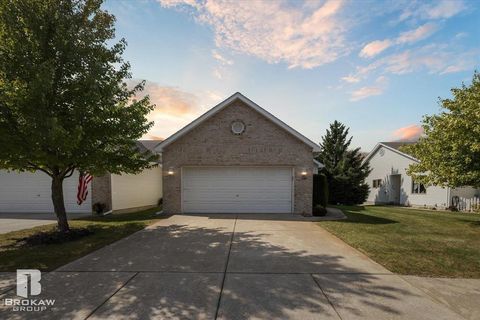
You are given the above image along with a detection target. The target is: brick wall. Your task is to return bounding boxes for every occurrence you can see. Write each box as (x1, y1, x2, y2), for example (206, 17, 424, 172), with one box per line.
(162, 99, 314, 214)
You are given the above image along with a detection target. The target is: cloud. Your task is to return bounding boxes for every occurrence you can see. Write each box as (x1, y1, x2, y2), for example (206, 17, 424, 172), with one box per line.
(212, 67, 223, 79)
(136, 82, 200, 118)
(211, 50, 233, 80)
(143, 133, 164, 140)
(204, 90, 223, 104)
(393, 125, 423, 141)
(426, 0, 466, 19)
(399, 0, 467, 22)
(359, 23, 438, 59)
(350, 86, 383, 101)
(341, 75, 361, 83)
(359, 39, 393, 58)
(350, 75, 388, 101)
(396, 23, 438, 44)
(128, 80, 204, 139)
(212, 50, 233, 65)
(159, 0, 349, 69)
(352, 44, 478, 80)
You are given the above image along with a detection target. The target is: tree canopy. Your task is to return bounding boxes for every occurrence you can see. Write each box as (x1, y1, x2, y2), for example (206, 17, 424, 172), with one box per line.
(402, 72, 480, 188)
(0, 0, 156, 231)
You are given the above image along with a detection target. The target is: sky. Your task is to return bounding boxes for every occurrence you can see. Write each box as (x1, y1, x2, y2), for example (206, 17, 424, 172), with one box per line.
(104, 0, 479, 151)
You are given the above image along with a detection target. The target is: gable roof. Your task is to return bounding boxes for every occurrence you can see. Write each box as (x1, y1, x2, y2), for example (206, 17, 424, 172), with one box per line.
(137, 140, 163, 153)
(155, 92, 321, 152)
(380, 141, 416, 151)
(362, 141, 419, 164)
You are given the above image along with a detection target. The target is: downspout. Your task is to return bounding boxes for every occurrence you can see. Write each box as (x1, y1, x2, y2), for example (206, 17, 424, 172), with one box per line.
(446, 187, 451, 209)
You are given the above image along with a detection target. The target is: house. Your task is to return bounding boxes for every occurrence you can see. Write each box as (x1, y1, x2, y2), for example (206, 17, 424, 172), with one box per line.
(364, 142, 479, 209)
(155, 92, 321, 215)
(0, 140, 163, 214)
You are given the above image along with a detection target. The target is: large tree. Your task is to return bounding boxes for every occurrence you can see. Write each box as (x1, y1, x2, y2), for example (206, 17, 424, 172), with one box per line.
(317, 121, 370, 205)
(402, 72, 480, 188)
(0, 0, 155, 232)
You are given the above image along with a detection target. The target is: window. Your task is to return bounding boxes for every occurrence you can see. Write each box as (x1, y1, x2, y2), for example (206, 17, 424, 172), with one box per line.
(372, 179, 382, 188)
(412, 181, 426, 194)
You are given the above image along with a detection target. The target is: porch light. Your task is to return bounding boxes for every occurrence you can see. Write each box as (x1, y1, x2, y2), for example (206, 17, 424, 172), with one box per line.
(300, 168, 308, 178)
(167, 167, 175, 176)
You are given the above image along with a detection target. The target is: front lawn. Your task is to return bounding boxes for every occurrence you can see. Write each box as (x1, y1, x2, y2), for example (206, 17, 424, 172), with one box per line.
(0, 208, 163, 271)
(319, 206, 480, 278)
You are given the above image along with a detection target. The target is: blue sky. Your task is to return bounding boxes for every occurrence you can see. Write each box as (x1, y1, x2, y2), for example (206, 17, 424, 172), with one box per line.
(104, 0, 479, 151)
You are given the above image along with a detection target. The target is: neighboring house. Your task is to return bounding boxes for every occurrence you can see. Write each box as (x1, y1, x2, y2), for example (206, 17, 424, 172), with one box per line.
(0, 140, 163, 214)
(364, 142, 479, 209)
(156, 92, 321, 215)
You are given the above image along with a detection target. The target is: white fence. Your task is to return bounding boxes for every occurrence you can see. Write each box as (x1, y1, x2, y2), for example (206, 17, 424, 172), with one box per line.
(452, 196, 480, 212)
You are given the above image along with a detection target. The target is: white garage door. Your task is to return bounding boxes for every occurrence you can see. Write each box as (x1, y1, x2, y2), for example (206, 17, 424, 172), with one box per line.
(0, 170, 92, 213)
(182, 167, 293, 213)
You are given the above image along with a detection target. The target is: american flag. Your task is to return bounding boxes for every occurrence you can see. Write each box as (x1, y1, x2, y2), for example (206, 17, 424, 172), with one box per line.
(77, 172, 93, 205)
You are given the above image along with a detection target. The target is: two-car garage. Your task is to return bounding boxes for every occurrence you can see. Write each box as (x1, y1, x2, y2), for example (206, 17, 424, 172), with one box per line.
(182, 167, 293, 213)
(158, 92, 320, 215)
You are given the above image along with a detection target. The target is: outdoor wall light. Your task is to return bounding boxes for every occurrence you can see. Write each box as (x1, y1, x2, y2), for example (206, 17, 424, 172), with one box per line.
(167, 167, 175, 176)
(300, 168, 308, 179)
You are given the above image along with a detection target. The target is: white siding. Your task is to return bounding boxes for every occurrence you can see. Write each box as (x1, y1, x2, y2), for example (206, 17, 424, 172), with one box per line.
(366, 146, 449, 208)
(0, 170, 91, 213)
(111, 166, 163, 211)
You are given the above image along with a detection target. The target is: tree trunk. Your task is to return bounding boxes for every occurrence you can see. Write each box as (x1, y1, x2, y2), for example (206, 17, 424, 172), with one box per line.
(51, 176, 70, 232)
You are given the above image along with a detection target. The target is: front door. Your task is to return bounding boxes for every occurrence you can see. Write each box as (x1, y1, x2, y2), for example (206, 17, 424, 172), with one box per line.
(388, 174, 401, 204)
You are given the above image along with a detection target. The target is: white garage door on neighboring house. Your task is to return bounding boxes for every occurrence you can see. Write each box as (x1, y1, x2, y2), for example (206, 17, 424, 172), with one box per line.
(0, 170, 92, 213)
(182, 167, 293, 213)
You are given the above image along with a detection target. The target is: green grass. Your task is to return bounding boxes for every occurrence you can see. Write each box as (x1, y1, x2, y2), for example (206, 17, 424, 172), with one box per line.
(319, 206, 480, 278)
(0, 208, 163, 271)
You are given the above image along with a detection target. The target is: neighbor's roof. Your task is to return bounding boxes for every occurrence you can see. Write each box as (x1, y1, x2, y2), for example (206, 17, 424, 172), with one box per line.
(362, 141, 418, 164)
(155, 92, 321, 152)
(380, 141, 416, 151)
(136, 140, 163, 164)
(137, 140, 163, 153)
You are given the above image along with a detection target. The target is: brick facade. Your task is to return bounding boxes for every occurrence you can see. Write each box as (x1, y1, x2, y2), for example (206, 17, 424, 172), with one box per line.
(162, 99, 314, 215)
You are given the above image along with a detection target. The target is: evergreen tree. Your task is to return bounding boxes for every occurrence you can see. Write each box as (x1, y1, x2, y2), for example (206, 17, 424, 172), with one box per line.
(317, 121, 370, 204)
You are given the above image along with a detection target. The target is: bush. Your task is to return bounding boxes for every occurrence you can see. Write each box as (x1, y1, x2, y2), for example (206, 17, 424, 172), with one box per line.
(448, 206, 459, 212)
(20, 228, 94, 246)
(313, 174, 329, 208)
(313, 204, 327, 216)
(92, 202, 107, 214)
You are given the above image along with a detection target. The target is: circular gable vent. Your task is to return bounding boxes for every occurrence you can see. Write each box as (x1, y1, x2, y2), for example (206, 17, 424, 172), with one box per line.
(231, 120, 245, 135)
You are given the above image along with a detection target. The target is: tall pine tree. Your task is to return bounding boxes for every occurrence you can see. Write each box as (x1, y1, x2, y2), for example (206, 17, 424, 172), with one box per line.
(317, 121, 370, 205)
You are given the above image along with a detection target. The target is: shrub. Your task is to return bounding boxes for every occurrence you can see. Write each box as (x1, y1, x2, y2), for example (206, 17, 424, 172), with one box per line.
(20, 228, 94, 246)
(313, 174, 329, 208)
(313, 204, 327, 216)
(92, 202, 107, 214)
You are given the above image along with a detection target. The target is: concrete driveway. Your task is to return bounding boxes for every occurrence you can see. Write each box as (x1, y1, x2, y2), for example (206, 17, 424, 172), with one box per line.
(0, 212, 91, 234)
(0, 214, 474, 319)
